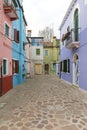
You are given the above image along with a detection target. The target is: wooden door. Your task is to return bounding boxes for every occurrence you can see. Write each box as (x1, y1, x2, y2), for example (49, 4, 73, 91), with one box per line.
(35, 64, 42, 74)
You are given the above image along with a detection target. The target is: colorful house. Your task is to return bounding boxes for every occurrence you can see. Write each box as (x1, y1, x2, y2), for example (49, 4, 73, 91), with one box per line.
(43, 37, 60, 75)
(59, 0, 87, 90)
(12, 0, 27, 87)
(0, 0, 18, 95)
(25, 36, 31, 78)
(30, 37, 44, 76)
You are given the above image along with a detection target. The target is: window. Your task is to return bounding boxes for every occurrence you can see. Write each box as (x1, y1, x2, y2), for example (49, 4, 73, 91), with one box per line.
(5, 0, 9, 5)
(14, 29, 19, 43)
(66, 26, 71, 41)
(53, 63, 56, 70)
(3, 59, 8, 75)
(23, 42, 25, 50)
(36, 49, 40, 55)
(74, 9, 79, 41)
(44, 50, 48, 56)
(5, 24, 10, 37)
(60, 59, 70, 73)
(12, 59, 19, 74)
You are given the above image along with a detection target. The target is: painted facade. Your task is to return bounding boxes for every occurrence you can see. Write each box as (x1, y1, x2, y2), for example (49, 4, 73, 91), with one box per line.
(60, 0, 87, 90)
(12, 0, 27, 87)
(0, 0, 18, 95)
(25, 36, 31, 78)
(30, 37, 44, 76)
(43, 37, 60, 75)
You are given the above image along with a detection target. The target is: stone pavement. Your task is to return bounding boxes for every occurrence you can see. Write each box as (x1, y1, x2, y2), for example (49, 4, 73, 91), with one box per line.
(0, 75, 87, 130)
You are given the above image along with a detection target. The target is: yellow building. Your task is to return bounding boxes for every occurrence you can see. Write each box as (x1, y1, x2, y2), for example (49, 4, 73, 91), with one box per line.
(43, 37, 60, 75)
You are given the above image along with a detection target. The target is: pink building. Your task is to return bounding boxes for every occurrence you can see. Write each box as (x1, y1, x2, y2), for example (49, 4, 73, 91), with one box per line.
(0, 0, 18, 96)
(25, 30, 32, 78)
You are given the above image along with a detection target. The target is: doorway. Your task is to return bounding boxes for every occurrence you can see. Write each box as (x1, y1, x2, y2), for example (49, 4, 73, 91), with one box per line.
(44, 64, 49, 74)
(35, 64, 42, 75)
(73, 53, 79, 86)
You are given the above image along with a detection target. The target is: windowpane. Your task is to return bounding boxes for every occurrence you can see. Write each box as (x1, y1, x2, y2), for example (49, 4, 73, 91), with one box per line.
(5, 24, 9, 37)
(12, 59, 19, 74)
(53, 63, 56, 69)
(45, 50, 48, 56)
(61, 59, 70, 73)
(3, 59, 7, 75)
(36, 49, 40, 55)
(14, 29, 19, 43)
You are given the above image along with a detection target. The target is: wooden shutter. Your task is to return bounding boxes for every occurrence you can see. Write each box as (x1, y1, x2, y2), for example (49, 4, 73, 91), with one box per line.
(15, 60, 19, 73)
(14, 29, 17, 42)
(17, 30, 19, 43)
(12, 59, 14, 74)
(14, 29, 19, 43)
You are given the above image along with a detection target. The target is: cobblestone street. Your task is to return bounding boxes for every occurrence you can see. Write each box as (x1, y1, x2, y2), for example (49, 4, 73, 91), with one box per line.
(0, 75, 87, 130)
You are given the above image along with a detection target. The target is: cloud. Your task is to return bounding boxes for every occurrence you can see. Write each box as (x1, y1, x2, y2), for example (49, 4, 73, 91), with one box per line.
(23, 0, 72, 37)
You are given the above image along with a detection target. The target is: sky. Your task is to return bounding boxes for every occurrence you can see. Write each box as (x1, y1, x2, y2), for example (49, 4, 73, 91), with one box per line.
(23, 0, 72, 38)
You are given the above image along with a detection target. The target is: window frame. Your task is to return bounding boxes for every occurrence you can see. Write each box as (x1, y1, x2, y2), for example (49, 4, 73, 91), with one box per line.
(36, 48, 40, 55)
(5, 23, 10, 38)
(12, 59, 19, 74)
(2, 58, 8, 76)
(44, 50, 48, 56)
(14, 28, 19, 43)
(61, 59, 70, 73)
(52, 63, 56, 70)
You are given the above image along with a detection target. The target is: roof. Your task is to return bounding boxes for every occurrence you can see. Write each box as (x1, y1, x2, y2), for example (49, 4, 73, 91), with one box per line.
(29, 37, 44, 39)
(59, 0, 77, 30)
(43, 42, 53, 48)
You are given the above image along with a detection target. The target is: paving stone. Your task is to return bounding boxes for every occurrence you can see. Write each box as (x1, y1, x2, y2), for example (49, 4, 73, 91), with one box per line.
(10, 127, 18, 130)
(0, 75, 87, 130)
(59, 120, 70, 126)
(81, 118, 87, 123)
(41, 120, 48, 124)
(32, 120, 39, 124)
(37, 124, 44, 129)
(45, 124, 53, 130)
(72, 119, 78, 123)
(16, 122, 23, 127)
(21, 126, 29, 130)
(83, 128, 87, 130)
(24, 122, 31, 127)
(0, 126, 8, 130)
(61, 125, 79, 130)
(55, 114, 65, 119)
(80, 120, 86, 125)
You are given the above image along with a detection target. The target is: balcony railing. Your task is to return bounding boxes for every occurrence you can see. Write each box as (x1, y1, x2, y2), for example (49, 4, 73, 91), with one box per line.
(62, 29, 79, 50)
(3, 0, 18, 21)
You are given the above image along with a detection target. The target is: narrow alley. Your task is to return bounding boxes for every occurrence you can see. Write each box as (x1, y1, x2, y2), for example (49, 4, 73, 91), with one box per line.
(0, 75, 87, 130)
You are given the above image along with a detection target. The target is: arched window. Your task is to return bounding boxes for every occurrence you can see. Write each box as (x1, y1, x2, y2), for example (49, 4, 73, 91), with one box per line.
(74, 9, 79, 41)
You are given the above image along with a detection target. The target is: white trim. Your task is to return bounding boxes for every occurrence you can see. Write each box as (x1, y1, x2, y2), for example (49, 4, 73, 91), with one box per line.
(4, 22, 11, 39)
(2, 58, 8, 76)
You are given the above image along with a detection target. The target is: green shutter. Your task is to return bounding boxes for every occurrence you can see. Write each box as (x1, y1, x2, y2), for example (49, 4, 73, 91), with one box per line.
(36, 49, 40, 55)
(3, 60, 6, 75)
(74, 9, 79, 41)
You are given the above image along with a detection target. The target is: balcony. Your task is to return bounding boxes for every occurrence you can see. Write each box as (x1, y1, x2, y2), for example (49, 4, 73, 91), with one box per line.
(62, 29, 79, 50)
(3, 0, 18, 21)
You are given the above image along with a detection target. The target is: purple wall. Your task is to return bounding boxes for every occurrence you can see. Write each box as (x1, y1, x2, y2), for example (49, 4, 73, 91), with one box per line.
(60, 0, 87, 90)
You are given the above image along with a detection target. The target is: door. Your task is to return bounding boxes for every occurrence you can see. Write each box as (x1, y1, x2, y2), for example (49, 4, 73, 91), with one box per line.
(35, 64, 42, 75)
(73, 54, 79, 86)
(44, 64, 49, 74)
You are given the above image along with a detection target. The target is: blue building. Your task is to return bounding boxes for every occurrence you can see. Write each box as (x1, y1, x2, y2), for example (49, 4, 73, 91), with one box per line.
(12, 0, 27, 87)
(59, 0, 87, 90)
